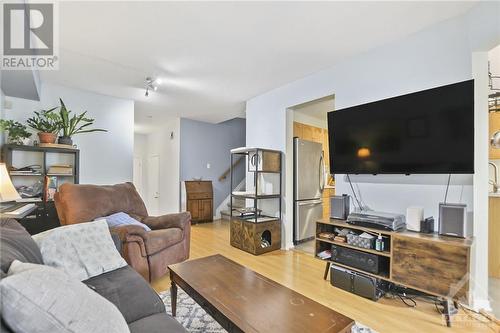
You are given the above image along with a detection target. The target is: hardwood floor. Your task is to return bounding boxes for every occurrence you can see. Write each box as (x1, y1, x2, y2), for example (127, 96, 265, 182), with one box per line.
(153, 220, 498, 333)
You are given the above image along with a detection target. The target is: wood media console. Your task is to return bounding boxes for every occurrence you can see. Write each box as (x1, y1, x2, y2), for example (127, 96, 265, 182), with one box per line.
(315, 218, 473, 327)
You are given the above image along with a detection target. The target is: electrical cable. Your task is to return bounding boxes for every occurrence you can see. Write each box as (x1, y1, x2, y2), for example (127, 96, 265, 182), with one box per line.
(397, 294, 417, 307)
(444, 174, 451, 203)
(354, 182, 369, 211)
(457, 302, 498, 325)
(346, 174, 363, 210)
(434, 300, 443, 314)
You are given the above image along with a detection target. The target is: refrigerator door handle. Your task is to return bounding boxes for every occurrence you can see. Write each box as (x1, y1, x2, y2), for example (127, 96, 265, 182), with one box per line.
(319, 152, 325, 192)
(297, 200, 323, 206)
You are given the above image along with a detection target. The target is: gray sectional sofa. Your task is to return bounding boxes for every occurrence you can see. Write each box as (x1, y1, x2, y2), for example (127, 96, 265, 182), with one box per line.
(0, 218, 187, 333)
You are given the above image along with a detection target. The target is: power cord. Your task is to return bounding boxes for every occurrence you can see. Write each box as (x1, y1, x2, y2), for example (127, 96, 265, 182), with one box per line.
(397, 294, 417, 307)
(457, 302, 500, 327)
(346, 174, 363, 211)
(444, 174, 451, 203)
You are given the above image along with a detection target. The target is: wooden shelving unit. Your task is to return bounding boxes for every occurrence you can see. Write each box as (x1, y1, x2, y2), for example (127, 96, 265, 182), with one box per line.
(3, 144, 79, 185)
(229, 147, 282, 255)
(1, 144, 80, 234)
(315, 218, 473, 304)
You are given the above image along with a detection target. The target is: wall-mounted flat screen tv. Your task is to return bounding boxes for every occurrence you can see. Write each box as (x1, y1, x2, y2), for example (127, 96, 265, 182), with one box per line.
(327, 80, 474, 174)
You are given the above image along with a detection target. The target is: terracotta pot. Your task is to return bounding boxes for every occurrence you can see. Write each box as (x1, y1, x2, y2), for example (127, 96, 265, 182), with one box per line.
(38, 132, 57, 144)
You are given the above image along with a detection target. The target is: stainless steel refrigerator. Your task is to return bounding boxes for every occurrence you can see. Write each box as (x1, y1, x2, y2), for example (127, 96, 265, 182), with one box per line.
(293, 138, 326, 244)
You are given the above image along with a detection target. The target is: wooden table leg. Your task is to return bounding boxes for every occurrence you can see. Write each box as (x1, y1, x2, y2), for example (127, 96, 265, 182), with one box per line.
(171, 279, 178, 317)
(323, 262, 331, 280)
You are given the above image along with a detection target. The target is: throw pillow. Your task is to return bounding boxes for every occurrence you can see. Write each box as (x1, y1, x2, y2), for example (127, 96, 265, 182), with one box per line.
(0, 218, 43, 272)
(99, 212, 151, 231)
(0, 260, 129, 333)
(32, 220, 127, 281)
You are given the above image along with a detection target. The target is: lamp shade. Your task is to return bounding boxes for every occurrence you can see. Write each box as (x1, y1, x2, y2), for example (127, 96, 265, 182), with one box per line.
(0, 163, 21, 202)
(492, 131, 500, 149)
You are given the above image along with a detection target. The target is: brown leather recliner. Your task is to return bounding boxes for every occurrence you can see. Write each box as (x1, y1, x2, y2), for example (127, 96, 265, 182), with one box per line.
(54, 182, 191, 282)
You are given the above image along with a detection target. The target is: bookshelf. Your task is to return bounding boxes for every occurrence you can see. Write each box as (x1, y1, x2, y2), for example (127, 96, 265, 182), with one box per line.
(1, 144, 80, 234)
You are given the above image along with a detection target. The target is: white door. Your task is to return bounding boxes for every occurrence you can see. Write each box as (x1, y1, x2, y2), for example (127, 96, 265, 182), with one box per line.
(133, 156, 143, 196)
(148, 155, 160, 215)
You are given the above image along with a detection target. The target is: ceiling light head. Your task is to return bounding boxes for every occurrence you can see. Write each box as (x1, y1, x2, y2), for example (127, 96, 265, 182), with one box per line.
(144, 76, 161, 97)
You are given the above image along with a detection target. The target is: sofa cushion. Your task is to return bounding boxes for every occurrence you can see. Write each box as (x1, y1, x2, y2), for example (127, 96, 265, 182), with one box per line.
(84, 266, 165, 323)
(0, 219, 43, 272)
(0, 260, 130, 333)
(32, 220, 127, 281)
(145, 228, 183, 255)
(128, 313, 187, 333)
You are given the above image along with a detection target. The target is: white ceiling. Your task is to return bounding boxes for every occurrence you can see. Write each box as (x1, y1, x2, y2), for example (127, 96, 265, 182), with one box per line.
(39, 1, 479, 132)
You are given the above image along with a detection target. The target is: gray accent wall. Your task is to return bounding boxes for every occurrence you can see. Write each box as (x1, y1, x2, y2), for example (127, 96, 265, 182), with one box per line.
(180, 118, 246, 210)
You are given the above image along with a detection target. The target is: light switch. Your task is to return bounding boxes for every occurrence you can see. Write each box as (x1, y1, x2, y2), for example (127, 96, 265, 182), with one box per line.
(206, 163, 211, 169)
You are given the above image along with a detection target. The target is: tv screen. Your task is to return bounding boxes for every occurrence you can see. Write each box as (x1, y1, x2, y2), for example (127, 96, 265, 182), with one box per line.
(328, 80, 474, 174)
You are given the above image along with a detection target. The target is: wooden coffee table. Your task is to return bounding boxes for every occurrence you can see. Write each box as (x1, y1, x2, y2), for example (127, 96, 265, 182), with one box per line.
(168, 254, 354, 333)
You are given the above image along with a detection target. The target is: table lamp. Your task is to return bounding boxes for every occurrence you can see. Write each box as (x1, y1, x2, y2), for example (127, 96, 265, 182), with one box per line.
(0, 163, 21, 210)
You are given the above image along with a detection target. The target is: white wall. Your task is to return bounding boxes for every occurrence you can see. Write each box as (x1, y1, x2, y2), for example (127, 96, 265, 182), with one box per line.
(246, 2, 500, 309)
(3, 83, 134, 184)
(145, 118, 181, 216)
(0, 88, 5, 147)
(292, 111, 327, 129)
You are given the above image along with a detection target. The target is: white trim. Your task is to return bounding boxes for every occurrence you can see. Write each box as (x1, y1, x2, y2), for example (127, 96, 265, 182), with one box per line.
(470, 51, 490, 310)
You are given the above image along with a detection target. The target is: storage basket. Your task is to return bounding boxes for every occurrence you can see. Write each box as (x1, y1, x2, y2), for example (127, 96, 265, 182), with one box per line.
(346, 233, 374, 249)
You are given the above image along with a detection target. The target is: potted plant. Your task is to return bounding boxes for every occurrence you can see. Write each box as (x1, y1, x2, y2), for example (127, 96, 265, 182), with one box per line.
(26, 108, 60, 144)
(57, 98, 107, 145)
(0, 119, 31, 145)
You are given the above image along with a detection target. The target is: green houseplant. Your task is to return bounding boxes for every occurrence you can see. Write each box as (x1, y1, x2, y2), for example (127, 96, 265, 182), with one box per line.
(57, 98, 107, 145)
(26, 108, 60, 144)
(0, 119, 31, 145)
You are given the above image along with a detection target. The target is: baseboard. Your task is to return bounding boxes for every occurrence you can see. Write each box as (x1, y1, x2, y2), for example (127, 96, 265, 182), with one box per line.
(469, 297, 492, 312)
(283, 240, 294, 251)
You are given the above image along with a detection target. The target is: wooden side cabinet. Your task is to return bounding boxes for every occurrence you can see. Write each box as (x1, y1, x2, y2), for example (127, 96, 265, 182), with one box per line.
(185, 181, 213, 223)
(489, 196, 500, 278)
(18, 201, 61, 235)
(490, 112, 500, 159)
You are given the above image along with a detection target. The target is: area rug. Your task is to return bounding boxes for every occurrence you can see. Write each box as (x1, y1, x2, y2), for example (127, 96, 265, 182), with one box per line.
(159, 288, 377, 333)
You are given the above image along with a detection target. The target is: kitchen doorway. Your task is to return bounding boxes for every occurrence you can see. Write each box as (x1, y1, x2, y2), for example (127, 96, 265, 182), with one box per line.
(286, 95, 335, 255)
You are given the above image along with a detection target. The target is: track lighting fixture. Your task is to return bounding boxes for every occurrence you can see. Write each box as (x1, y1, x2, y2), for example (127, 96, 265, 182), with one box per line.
(145, 77, 161, 97)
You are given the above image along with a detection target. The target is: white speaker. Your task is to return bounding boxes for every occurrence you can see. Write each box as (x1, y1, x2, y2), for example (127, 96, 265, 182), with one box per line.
(406, 207, 424, 232)
(330, 195, 350, 220)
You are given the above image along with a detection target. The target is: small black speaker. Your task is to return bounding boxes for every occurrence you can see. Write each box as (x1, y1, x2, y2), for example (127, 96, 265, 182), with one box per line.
(330, 265, 386, 301)
(438, 203, 469, 238)
(330, 194, 350, 220)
